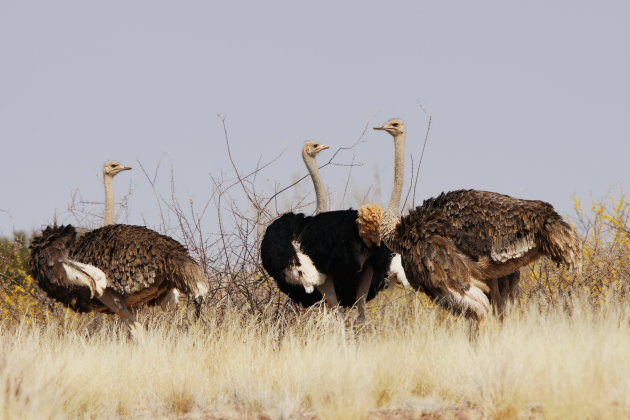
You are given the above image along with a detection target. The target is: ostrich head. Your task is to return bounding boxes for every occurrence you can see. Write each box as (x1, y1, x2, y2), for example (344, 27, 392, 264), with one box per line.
(302, 141, 330, 158)
(373, 118, 405, 137)
(103, 161, 132, 177)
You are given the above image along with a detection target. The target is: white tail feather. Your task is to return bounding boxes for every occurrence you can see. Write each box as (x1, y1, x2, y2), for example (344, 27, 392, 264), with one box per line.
(61, 260, 107, 298)
(442, 285, 491, 321)
(387, 253, 410, 288)
(159, 288, 180, 310)
(192, 280, 209, 298)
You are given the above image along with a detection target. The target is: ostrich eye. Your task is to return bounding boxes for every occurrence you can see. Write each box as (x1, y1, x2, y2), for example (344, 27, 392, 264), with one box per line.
(392, 123, 399, 127)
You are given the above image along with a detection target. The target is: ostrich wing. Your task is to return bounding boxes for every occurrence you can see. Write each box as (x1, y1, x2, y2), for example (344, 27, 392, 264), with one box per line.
(299, 210, 367, 274)
(261, 212, 325, 306)
(29, 225, 106, 307)
(406, 189, 560, 263)
(70, 224, 207, 296)
(400, 235, 480, 295)
(60, 260, 107, 298)
(400, 235, 490, 318)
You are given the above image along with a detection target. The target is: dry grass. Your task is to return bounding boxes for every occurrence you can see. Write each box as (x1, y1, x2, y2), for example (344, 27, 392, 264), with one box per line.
(0, 291, 628, 420)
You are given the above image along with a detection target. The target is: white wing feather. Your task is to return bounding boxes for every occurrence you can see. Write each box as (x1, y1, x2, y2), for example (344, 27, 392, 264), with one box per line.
(283, 241, 327, 293)
(387, 253, 410, 288)
(61, 260, 107, 298)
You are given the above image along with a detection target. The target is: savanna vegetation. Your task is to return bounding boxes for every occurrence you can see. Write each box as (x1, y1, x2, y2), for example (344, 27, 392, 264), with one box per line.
(1, 126, 628, 418)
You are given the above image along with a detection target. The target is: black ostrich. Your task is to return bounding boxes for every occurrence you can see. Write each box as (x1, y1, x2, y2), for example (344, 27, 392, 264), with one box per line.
(260, 141, 407, 321)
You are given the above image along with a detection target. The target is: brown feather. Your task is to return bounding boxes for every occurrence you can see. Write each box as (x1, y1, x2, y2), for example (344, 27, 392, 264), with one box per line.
(29, 224, 209, 314)
(71, 224, 209, 299)
(395, 189, 582, 319)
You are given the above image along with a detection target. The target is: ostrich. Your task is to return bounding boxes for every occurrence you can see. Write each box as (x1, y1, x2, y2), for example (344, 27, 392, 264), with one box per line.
(29, 223, 209, 335)
(261, 141, 406, 321)
(373, 118, 581, 320)
(261, 141, 334, 307)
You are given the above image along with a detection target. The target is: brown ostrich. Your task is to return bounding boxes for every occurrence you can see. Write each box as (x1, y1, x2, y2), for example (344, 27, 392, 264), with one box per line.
(372, 118, 581, 320)
(29, 224, 209, 336)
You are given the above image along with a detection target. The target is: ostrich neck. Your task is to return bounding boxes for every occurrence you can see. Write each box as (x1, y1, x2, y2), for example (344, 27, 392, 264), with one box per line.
(383, 131, 406, 249)
(103, 174, 115, 226)
(388, 131, 406, 211)
(303, 151, 328, 213)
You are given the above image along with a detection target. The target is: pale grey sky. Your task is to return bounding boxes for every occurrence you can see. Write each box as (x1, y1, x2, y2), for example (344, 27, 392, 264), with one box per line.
(1, 0, 628, 236)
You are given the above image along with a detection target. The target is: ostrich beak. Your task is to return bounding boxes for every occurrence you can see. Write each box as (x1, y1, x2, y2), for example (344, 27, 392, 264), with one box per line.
(121, 166, 132, 171)
(373, 126, 386, 130)
(317, 145, 330, 152)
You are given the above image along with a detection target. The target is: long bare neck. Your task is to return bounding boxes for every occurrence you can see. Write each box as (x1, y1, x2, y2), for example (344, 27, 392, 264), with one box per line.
(388, 131, 406, 211)
(303, 150, 328, 213)
(382, 131, 406, 248)
(103, 174, 115, 226)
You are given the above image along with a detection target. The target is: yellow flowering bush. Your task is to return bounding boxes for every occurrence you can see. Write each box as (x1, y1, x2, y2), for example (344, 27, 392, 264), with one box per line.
(522, 193, 629, 305)
(0, 233, 50, 323)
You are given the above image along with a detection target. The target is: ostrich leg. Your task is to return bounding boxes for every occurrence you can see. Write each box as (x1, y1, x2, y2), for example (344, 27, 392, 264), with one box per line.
(497, 271, 520, 319)
(499, 271, 520, 304)
(315, 277, 345, 321)
(355, 264, 374, 323)
(97, 289, 144, 339)
(488, 271, 520, 320)
(158, 287, 180, 310)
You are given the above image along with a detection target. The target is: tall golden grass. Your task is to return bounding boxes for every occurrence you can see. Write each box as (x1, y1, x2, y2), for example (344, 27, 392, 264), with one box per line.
(0, 295, 628, 419)
(0, 194, 628, 419)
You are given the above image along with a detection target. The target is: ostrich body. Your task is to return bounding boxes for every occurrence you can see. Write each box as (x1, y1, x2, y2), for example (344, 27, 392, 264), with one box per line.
(261, 142, 406, 320)
(29, 224, 209, 333)
(374, 118, 581, 320)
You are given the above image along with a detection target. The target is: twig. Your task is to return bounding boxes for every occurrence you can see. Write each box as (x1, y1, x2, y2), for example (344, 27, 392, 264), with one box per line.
(218, 115, 263, 213)
(402, 101, 432, 210)
(341, 154, 357, 205)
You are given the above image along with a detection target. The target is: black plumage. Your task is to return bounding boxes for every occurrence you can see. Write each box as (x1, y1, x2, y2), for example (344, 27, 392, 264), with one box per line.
(261, 209, 393, 308)
(260, 212, 322, 306)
